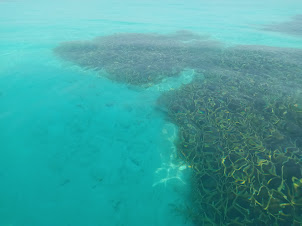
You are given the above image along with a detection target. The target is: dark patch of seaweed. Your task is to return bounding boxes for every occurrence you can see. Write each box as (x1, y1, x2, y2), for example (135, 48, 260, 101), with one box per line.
(54, 31, 221, 86)
(158, 43, 302, 225)
(55, 31, 302, 225)
(261, 14, 302, 37)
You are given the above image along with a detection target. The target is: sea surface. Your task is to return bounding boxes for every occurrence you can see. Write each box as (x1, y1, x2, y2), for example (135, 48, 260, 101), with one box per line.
(0, 0, 302, 225)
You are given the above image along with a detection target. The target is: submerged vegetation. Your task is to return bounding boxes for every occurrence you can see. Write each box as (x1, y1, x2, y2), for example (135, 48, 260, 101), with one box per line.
(54, 31, 220, 86)
(55, 31, 302, 225)
(262, 14, 302, 37)
(159, 48, 302, 225)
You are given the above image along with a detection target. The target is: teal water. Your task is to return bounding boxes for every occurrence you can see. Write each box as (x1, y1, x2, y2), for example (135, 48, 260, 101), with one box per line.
(1, 0, 302, 225)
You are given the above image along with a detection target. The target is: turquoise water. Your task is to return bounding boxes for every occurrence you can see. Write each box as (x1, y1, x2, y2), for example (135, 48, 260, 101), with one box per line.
(1, 0, 302, 225)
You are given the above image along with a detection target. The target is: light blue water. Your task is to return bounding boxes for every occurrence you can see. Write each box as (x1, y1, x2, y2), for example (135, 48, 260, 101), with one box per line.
(0, 0, 302, 225)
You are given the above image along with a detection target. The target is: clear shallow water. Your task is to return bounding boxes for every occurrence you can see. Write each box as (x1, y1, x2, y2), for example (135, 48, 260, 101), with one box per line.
(0, 0, 302, 226)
